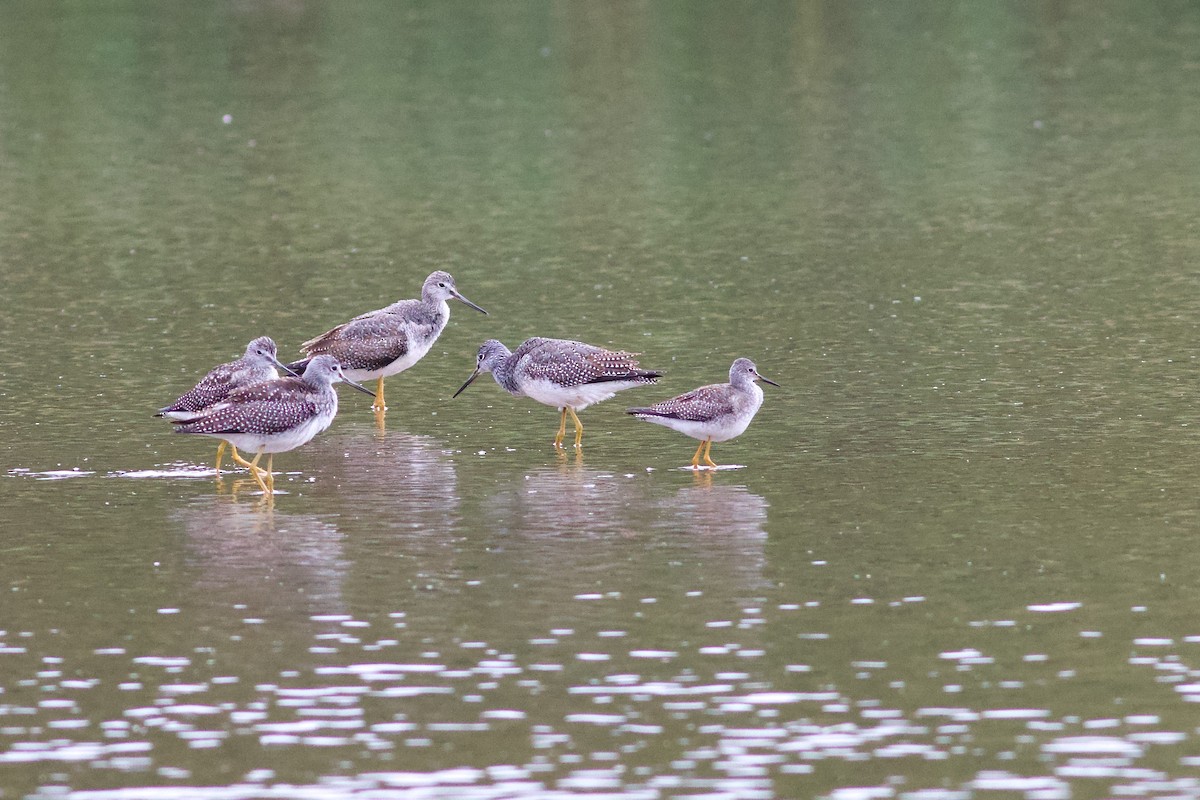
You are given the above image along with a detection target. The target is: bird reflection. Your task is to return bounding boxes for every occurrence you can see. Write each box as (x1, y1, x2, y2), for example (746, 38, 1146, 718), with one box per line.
(215, 475, 276, 505)
(442, 461, 772, 639)
(482, 458, 644, 538)
(482, 459, 768, 543)
(651, 480, 770, 590)
(312, 431, 459, 516)
(171, 495, 347, 616)
(300, 429, 464, 573)
(656, 479, 769, 537)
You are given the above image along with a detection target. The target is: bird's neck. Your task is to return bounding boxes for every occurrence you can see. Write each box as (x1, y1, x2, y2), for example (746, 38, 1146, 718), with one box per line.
(744, 381, 764, 411)
(492, 353, 520, 395)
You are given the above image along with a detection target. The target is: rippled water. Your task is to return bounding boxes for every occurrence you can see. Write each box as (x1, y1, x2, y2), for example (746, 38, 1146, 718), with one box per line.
(9, 437, 1200, 798)
(6, 2, 1200, 798)
(6, 556, 1200, 799)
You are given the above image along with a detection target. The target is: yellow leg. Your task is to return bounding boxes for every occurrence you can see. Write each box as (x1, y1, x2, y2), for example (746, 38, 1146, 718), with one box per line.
(214, 441, 227, 474)
(567, 407, 584, 448)
(372, 377, 386, 411)
(264, 454, 275, 494)
(690, 440, 706, 469)
(554, 408, 567, 448)
(701, 439, 718, 468)
(251, 467, 269, 494)
(230, 447, 259, 472)
(246, 451, 269, 493)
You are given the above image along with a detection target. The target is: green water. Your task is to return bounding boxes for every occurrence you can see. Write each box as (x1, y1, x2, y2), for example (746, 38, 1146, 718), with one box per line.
(5, 2, 1200, 798)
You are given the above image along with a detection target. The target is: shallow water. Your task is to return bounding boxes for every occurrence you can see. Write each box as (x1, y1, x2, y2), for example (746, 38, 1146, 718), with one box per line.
(5, 2, 1200, 798)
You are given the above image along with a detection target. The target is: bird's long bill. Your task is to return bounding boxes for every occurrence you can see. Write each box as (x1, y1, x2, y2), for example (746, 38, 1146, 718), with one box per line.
(452, 290, 488, 315)
(340, 375, 377, 397)
(272, 355, 304, 379)
(452, 368, 482, 398)
(759, 374, 781, 388)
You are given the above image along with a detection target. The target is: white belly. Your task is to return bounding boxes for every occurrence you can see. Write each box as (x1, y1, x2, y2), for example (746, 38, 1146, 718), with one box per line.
(639, 412, 753, 443)
(522, 378, 645, 411)
(343, 337, 436, 382)
(213, 412, 334, 454)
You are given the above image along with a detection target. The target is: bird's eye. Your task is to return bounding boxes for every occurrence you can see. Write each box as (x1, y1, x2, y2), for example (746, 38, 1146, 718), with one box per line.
(438, 282, 447, 288)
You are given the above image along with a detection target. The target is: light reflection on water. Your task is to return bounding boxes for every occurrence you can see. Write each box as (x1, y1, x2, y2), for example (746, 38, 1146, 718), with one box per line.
(7, 594, 1200, 799)
(6, 435, 1200, 798)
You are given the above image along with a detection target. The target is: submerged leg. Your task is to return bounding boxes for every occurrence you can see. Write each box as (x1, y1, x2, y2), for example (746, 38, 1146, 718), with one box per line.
(701, 439, 718, 468)
(249, 467, 269, 494)
(372, 377, 386, 411)
(214, 441, 227, 474)
(554, 407, 568, 448)
(690, 440, 706, 469)
(567, 407, 584, 448)
(246, 451, 269, 493)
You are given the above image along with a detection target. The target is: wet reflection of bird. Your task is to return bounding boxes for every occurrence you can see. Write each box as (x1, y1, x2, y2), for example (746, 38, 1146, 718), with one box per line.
(156, 336, 295, 475)
(297, 430, 466, 594)
(629, 358, 778, 469)
(461, 463, 770, 605)
(483, 461, 643, 537)
(289, 271, 487, 414)
(172, 496, 347, 616)
(454, 337, 661, 449)
(651, 482, 769, 584)
(313, 430, 462, 536)
(171, 356, 374, 495)
(481, 462, 767, 541)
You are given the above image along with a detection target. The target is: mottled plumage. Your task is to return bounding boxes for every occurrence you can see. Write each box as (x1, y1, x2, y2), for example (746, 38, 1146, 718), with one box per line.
(156, 336, 296, 475)
(454, 337, 661, 448)
(172, 355, 374, 493)
(628, 357, 778, 468)
(291, 271, 487, 411)
(156, 336, 288, 421)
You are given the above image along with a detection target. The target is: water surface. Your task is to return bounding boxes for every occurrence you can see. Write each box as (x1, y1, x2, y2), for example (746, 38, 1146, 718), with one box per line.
(4, 2, 1200, 798)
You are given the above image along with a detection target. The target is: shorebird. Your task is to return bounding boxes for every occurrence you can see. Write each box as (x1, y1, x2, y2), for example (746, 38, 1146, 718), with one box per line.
(453, 337, 661, 448)
(171, 355, 374, 493)
(156, 336, 296, 473)
(291, 271, 487, 412)
(627, 357, 778, 469)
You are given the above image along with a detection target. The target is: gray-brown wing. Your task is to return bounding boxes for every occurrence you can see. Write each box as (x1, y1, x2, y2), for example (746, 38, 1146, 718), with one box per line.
(301, 311, 410, 373)
(158, 359, 267, 415)
(174, 380, 318, 436)
(159, 370, 238, 415)
(630, 384, 732, 421)
(520, 339, 660, 388)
